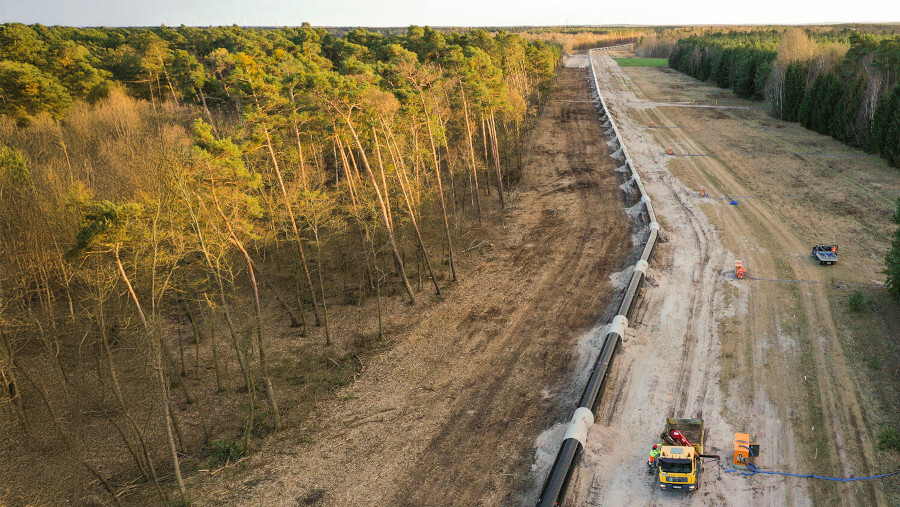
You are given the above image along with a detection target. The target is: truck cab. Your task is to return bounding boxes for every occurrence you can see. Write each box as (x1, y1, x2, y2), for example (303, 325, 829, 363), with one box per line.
(658, 445, 698, 491)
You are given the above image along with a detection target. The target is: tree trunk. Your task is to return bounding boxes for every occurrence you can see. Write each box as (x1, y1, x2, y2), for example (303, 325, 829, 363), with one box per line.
(379, 121, 441, 296)
(312, 226, 331, 346)
(480, 113, 491, 195)
(182, 300, 202, 376)
(156, 351, 186, 501)
(0, 329, 31, 438)
(372, 127, 394, 230)
(343, 114, 416, 304)
(293, 267, 310, 337)
(212, 257, 256, 448)
(248, 263, 302, 328)
(338, 136, 375, 294)
(288, 89, 310, 191)
(418, 91, 457, 282)
(207, 306, 226, 392)
(261, 125, 322, 326)
(197, 87, 216, 130)
(159, 56, 180, 107)
(489, 109, 505, 209)
(460, 85, 483, 220)
(114, 247, 187, 504)
(234, 238, 282, 430)
(251, 88, 322, 327)
(211, 181, 283, 431)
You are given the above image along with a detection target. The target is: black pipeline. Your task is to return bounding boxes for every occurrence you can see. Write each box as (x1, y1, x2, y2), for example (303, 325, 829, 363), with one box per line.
(537, 47, 660, 507)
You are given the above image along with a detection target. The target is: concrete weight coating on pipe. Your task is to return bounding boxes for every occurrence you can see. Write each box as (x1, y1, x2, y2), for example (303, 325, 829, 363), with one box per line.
(609, 315, 628, 337)
(562, 407, 595, 447)
(634, 259, 649, 274)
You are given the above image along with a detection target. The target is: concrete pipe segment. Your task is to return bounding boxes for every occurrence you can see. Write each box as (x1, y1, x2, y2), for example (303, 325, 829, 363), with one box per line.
(537, 47, 661, 507)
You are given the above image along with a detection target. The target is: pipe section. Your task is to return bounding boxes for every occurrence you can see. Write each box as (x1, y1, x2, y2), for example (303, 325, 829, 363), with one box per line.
(537, 46, 662, 507)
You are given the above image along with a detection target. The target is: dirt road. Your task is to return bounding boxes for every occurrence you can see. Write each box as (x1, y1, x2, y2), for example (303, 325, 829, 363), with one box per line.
(193, 59, 633, 505)
(565, 50, 898, 505)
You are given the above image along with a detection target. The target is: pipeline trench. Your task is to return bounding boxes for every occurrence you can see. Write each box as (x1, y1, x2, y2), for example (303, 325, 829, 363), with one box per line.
(537, 47, 662, 507)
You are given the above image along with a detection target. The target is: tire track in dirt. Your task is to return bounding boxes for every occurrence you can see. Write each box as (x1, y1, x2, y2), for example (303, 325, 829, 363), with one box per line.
(667, 184, 714, 415)
(603, 86, 722, 421)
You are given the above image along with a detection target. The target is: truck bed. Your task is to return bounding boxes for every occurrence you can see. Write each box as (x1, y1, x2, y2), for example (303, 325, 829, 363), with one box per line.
(665, 418, 704, 450)
(815, 251, 838, 260)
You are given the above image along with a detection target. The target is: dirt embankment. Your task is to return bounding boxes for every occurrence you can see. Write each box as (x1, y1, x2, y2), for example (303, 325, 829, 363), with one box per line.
(568, 49, 898, 506)
(191, 61, 633, 505)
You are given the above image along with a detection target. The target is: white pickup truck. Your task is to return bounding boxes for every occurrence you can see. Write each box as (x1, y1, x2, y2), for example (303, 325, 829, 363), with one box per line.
(811, 244, 838, 265)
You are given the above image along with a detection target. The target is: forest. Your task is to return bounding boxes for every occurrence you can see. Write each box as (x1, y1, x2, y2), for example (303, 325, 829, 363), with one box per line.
(667, 28, 900, 166)
(0, 22, 560, 503)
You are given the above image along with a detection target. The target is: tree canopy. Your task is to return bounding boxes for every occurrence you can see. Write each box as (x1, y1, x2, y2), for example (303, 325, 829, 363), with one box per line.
(669, 29, 900, 167)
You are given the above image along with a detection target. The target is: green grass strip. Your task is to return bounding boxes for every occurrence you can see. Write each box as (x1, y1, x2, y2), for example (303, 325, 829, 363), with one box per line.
(613, 58, 669, 67)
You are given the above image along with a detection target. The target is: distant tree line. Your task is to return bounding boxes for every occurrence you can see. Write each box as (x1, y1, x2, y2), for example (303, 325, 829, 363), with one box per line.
(668, 29, 900, 167)
(888, 198, 900, 301)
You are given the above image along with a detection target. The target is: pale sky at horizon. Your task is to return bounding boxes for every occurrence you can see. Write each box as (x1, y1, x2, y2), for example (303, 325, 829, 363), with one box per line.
(2, 0, 898, 28)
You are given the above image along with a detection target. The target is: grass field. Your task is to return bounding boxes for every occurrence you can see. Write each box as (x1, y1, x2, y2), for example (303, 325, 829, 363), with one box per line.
(612, 57, 669, 67)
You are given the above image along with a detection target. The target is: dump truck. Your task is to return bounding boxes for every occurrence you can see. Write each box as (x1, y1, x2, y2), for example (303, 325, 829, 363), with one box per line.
(812, 244, 838, 265)
(654, 418, 712, 491)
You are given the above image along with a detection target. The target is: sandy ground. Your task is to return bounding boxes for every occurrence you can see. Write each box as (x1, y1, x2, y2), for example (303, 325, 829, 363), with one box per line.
(190, 59, 635, 505)
(564, 50, 899, 506)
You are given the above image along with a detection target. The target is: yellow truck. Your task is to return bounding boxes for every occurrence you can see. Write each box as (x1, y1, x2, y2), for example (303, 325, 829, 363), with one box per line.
(656, 418, 708, 491)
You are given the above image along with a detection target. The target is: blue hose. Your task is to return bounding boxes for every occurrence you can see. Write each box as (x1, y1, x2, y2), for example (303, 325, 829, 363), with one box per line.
(737, 152, 876, 158)
(724, 462, 900, 482)
(743, 275, 886, 289)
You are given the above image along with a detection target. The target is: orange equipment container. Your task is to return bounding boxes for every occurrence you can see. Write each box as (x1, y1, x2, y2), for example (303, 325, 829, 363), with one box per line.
(733, 433, 751, 468)
(666, 148, 675, 155)
(734, 261, 745, 279)
(699, 186, 707, 198)
(649, 121, 655, 128)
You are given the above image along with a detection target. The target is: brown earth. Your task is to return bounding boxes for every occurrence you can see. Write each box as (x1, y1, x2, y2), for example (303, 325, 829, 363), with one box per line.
(190, 59, 635, 505)
(567, 49, 899, 506)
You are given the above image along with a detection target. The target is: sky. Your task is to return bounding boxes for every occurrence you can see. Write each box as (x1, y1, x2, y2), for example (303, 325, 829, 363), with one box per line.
(2, 0, 899, 27)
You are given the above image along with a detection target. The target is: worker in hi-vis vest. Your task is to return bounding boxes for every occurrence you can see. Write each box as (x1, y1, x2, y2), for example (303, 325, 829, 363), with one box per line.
(648, 444, 661, 471)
